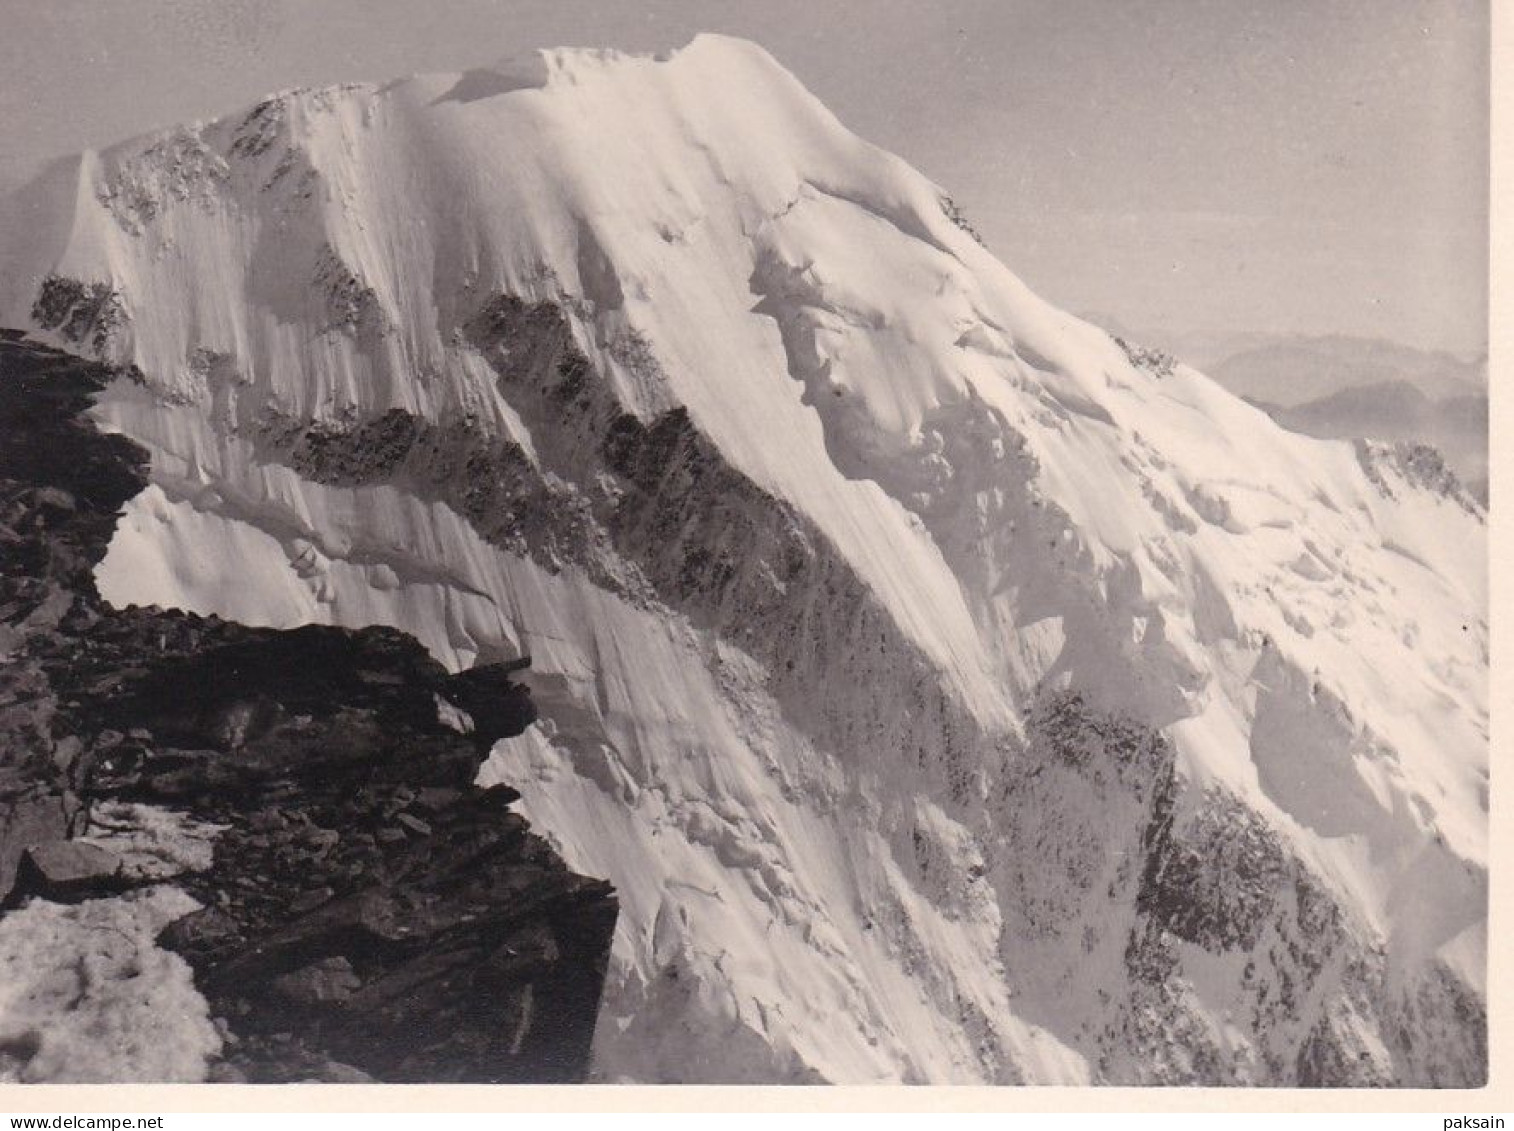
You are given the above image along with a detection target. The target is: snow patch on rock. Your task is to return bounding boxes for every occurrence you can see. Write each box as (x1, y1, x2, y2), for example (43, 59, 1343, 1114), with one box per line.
(0, 887, 221, 1082)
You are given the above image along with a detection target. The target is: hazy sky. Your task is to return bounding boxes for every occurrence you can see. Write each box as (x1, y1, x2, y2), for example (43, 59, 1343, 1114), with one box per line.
(0, 0, 1489, 355)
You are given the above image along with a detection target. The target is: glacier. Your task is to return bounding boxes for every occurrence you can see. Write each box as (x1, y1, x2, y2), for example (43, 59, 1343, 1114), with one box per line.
(0, 34, 1486, 1084)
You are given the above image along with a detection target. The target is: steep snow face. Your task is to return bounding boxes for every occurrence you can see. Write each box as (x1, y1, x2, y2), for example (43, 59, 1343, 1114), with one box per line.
(2, 35, 1486, 1084)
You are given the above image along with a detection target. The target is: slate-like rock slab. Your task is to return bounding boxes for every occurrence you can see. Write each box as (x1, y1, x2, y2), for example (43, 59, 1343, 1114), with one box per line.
(14, 840, 125, 900)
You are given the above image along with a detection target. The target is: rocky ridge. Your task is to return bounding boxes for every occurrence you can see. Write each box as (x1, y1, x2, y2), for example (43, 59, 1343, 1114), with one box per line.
(0, 332, 616, 1083)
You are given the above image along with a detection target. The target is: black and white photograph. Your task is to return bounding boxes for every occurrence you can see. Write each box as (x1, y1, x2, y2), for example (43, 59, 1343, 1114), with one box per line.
(0, 0, 1496, 1105)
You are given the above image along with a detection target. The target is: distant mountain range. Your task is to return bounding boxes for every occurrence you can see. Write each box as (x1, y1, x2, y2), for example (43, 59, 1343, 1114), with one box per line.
(1081, 319, 1488, 501)
(1200, 335, 1485, 408)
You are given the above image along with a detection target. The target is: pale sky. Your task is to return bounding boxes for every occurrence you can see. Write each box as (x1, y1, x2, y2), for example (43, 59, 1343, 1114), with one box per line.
(0, 0, 1490, 354)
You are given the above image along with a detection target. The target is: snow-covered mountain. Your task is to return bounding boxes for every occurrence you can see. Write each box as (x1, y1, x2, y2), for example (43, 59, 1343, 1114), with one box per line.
(0, 35, 1487, 1085)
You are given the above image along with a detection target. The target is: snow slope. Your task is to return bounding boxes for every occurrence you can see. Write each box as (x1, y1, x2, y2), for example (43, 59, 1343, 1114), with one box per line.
(0, 35, 1487, 1084)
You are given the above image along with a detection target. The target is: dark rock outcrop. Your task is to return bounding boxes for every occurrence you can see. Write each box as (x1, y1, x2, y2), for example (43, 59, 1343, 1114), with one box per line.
(0, 333, 617, 1083)
(994, 686, 1486, 1087)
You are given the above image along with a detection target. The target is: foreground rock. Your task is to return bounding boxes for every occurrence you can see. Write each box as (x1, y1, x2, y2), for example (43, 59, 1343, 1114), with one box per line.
(0, 333, 617, 1082)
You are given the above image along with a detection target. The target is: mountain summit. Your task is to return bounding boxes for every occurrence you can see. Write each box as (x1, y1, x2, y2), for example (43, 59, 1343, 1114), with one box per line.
(0, 36, 1487, 1084)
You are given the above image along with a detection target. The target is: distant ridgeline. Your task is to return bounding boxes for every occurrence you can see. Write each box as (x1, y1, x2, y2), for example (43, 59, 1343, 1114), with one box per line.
(0, 332, 616, 1084)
